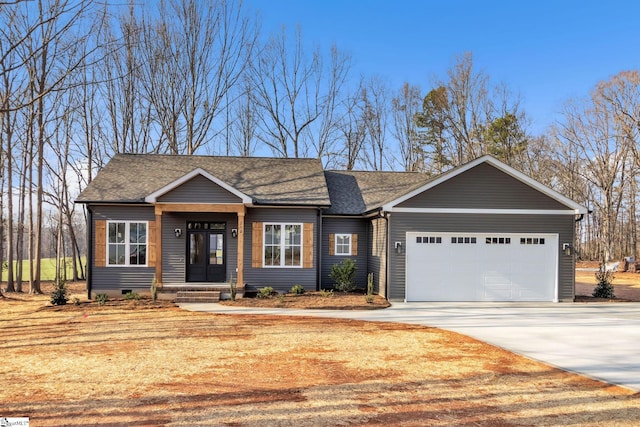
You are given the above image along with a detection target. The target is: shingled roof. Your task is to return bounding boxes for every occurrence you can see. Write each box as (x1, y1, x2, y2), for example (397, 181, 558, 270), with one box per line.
(323, 170, 430, 215)
(76, 154, 331, 206)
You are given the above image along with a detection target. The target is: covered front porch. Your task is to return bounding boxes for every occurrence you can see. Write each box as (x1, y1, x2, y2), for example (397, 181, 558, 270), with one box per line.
(152, 203, 247, 294)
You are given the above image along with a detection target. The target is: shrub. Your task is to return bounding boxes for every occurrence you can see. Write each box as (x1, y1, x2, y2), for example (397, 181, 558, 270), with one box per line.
(229, 275, 237, 301)
(257, 286, 274, 298)
(329, 258, 357, 292)
(319, 288, 334, 298)
(365, 272, 374, 304)
(290, 284, 305, 295)
(96, 293, 109, 305)
(124, 292, 141, 301)
(50, 281, 68, 306)
(72, 297, 81, 306)
(150, 277, 158, 302)
(593, 263, 615, 299)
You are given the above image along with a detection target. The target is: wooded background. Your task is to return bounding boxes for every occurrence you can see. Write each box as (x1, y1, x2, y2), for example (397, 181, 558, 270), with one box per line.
(2, 0, 638, 293)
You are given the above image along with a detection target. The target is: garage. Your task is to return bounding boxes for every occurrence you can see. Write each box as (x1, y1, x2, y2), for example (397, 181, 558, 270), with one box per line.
(405, 232, 558, 302)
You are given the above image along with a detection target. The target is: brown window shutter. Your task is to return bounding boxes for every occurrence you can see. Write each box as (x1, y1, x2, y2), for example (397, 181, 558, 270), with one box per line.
(95, 220, 106, 267)
(303, 223, 314, 268)
(147, 221, 156, 268)
(252, 222, 263, 268)
(328, 233, 335, 256)
(351, 234, 358, 256)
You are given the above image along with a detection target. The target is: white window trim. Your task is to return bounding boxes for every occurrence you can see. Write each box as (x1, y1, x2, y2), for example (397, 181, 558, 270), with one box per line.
(335, 233, 352, 256)
(106, 220, 149, 267)
(263, 222, 303, 268)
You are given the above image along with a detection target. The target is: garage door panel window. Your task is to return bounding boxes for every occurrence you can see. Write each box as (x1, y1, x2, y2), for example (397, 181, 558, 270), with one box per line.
(486, 237, 511, 244)
(520, 237, 545, 245)
(452, 237, 476, 244)
(417, 236, 442, 244)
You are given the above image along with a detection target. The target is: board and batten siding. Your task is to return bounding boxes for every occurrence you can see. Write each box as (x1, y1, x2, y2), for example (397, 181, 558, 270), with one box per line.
(91, 205, 156, 294)
(368, 216, 388, 298)
(157, 174, 243, 204)
(398, 163, 568, 210)
(321, 218, 368, 290)
(161, 212, 239, 284)
(388, 213, 576, 301)
(243, 208, 318, 293)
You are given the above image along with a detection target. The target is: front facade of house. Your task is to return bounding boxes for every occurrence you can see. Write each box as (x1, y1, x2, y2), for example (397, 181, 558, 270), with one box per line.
(76, 154, 588, 302)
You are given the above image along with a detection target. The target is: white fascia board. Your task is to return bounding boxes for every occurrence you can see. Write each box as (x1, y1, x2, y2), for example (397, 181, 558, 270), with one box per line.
(144, 168, 253, 204)
(382, 155, 589, 214)
(391, 207, 582, 215)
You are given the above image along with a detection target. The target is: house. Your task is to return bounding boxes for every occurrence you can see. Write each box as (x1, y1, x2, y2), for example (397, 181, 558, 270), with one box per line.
(75, 153, 588, 302)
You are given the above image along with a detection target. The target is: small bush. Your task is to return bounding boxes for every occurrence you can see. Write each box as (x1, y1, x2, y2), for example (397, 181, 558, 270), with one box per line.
(124, 292, 141, 301)
(72, 297, 81, 306)
(289, 284, 305, 295)
(593, 264, 615, 298)
(257, 286, 274, 298)
(50, 281, 68, 306)
(96, 293, 109, 305)
(329, 258, 357, 292)
(229, 275, 237, 301)
(319, 288, 334, 298)
(365, 272, 375, 304)
(150, 277, 158, 302)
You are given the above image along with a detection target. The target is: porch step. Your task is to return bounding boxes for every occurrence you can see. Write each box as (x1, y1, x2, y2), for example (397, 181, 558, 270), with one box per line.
(175, 291, 221, 303)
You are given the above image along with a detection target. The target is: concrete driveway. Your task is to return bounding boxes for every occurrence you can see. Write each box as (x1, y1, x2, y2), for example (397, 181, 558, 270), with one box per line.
(180, 301, 640, 392)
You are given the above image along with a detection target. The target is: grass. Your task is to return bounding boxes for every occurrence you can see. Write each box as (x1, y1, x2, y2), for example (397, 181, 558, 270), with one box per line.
(2, 257, 84, 282)
(0, 283, 638, 426)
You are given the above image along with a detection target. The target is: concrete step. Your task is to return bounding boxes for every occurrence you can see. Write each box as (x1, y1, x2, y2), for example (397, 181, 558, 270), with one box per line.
(175, 291, 221, 303)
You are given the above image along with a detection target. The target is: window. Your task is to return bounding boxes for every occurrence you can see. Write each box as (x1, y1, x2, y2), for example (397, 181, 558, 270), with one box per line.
(485, 237, 511, 245)
(335, 233, 352, 255)
(107, 221, 147, 266)
(520, 237, 545, 245)
(451, 237, 476, 244)
(417, 236, 442, 244)
(264, 223, 302, 267)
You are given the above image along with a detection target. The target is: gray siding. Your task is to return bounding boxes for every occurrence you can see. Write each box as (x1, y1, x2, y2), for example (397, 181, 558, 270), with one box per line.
(161, 212, 238, 284)
(399, 163, 568, 210)
(243, 208, 319, 293)
(91, 205, 156, 293)
(388, 213, 575, 301)
(320, 217, 368, 290)
(368, 216, 388, 297)
(157, 174, 242, 203)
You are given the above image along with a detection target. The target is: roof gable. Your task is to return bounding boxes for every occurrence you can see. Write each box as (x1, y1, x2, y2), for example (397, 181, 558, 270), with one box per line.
(383, 156, 589, 214)
(145, 168, 251, 204)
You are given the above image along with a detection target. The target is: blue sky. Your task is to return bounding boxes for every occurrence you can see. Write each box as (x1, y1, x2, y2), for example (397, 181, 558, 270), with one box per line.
(244, 0, 640, 134)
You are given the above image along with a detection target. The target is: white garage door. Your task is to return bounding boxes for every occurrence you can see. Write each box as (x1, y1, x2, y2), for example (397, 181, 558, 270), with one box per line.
(406, 232, 558, 302)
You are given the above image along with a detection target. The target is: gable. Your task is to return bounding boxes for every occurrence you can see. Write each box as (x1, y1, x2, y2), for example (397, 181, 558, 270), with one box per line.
(156, 174, 243, 204)
(397, 162, 568, 210)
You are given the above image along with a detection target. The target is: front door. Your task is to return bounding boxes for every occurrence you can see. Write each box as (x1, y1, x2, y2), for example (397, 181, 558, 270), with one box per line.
(186, 222, 226, 282)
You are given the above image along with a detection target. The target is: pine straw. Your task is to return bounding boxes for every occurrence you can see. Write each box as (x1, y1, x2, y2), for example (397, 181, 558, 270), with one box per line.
(1, 293, 639, 426)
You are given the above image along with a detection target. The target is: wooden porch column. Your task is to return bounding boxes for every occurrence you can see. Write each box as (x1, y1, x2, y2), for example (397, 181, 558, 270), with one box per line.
(154, 207, 163, 287)
(237, 208, 245, 286)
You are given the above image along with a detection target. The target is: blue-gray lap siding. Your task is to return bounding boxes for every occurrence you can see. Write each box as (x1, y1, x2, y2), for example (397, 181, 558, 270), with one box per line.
(387, 213, 576, 301)
(321, 218, 368, 290)
(157, 174, 243, 203)
(91, 205, 156, 292)
(243, 208, 319, 293)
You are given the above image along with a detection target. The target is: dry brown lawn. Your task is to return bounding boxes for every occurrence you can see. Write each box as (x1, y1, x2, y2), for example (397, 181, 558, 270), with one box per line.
(1, 282, 639, 426)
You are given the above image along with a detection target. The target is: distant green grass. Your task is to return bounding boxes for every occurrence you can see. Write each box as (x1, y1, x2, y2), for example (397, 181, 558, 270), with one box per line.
(2, 257, 85, 282)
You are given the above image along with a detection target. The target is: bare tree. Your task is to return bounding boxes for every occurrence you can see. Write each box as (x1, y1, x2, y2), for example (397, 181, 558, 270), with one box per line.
(360, 76, 390, 170)
(138, 0, 258, 155)
(391, 82, 423, 171)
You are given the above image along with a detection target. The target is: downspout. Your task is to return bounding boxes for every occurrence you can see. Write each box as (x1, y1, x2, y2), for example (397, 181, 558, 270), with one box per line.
(316, 208, 323, 291)
(86, 206, 93, 300)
